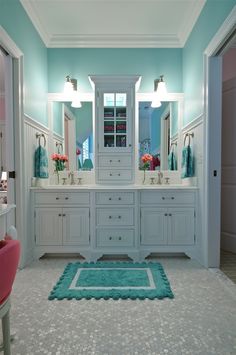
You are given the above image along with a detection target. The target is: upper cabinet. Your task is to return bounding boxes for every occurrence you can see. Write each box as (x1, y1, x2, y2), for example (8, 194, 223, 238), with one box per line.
(90, 75, 141, 184)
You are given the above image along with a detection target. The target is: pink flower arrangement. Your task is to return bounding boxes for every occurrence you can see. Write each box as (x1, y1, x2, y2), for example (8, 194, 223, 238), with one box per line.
(76, 148, 81, 155)
(51, 153, 68, 171)
(141, 153, 153, 170)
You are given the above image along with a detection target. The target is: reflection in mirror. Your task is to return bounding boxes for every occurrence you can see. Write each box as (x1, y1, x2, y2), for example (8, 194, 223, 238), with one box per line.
(52, 101, 93, 171)
(138, 101, 178, 171)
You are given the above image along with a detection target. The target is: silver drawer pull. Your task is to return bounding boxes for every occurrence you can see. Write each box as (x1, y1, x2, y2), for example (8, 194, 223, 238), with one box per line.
(164, 213, 168, 216)
(118, 197, 121, 201)
(162, 197, 165, 200)
(171, 197, 175, 200)
(109, 173, 113, 176)
(65, 197, 69, 200)
(109, 236, 112, 240)
(118, 173, 121, 176)
(56, 197, 60, 200)
(118, 160, 121, 163)
(118, 236, 122, 241)
(58, 214, 62, 217)
(118, 215, 121, 219)
(109, 216, 112, 219)
(109, 197, 112, 201)
(109, 160, 113, 163)
(169, 213, 172, 217)
(63, 213, 66, 217)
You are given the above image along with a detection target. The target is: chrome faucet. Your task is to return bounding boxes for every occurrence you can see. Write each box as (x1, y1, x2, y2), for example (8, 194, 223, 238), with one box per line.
(69, 171, 75, 185)
(157, 171, 163, 184)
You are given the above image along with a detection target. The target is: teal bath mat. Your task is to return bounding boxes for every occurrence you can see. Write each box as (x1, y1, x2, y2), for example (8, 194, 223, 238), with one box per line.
(48, 262, 174, 300)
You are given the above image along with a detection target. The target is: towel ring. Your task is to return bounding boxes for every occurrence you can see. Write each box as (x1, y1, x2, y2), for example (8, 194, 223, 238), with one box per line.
(36, 133, 46, 147)
(56, 142, 63, 153)
(184, 133, 194, 147)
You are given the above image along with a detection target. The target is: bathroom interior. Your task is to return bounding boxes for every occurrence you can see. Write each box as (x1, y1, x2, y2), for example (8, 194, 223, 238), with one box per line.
(0, 1, 236, 354)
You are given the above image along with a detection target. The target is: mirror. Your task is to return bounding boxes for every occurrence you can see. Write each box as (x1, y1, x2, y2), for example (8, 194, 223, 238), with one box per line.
(49, 94, 94, 172)
(138, 98, 180, 171)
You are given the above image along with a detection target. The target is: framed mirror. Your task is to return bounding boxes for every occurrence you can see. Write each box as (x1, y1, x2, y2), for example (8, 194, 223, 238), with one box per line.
(48, 93, 94, 172)
(137, 93, 183, 172)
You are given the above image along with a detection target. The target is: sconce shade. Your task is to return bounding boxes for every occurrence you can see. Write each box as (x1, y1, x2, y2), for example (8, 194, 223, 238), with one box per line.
(151, 75, 168, 107)
(64, 75, 74, 94)
(82, 159, 93, 170)
(151, 97, 161, 108)
(71, 91, 82, 108)
(1, 171, 7, 181)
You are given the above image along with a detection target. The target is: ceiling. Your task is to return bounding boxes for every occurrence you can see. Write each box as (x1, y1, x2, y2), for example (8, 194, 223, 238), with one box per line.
(20, 0, 206, 48)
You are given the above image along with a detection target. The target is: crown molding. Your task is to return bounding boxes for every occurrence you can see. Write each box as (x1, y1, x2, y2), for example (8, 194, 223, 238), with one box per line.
(48, 34, 181, 48)
(20, 0, 50, 46)
(178, 0, 206, 47)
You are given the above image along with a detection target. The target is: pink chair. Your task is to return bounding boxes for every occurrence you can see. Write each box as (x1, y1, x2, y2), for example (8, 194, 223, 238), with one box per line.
(0, 239, 20, 355)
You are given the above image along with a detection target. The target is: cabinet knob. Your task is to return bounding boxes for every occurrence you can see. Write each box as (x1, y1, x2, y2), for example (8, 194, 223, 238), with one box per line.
(109, 160, 112, 163)
(65, 197, 69, 200)
(109, 173, 113, 176)
(109, 236, 112, 240)
(118, 173, 121, 176)
(171, 197, 175, 200)
(109, 197, 112, 201)
(118, 236, 122, 241)
(56, 197, 59, 200)
(129, 144, 132, 147)
(118, 160, 121, 163)
(109, 216, 112, 219)
(118, 215, 121, 219)
(169, 213, 172, 216)
(63, 213, 66, 217)
(164, 213, 168, 216)
(58, 214, 62, 217)
(162, 197, 165, 200)
(118, 197, 121, 201)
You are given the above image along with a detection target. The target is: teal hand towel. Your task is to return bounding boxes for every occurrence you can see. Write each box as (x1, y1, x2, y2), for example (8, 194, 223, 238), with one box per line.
(35, 145, 49, 178)
(168, 151, 177, 171)
(181, 145, 194, 178)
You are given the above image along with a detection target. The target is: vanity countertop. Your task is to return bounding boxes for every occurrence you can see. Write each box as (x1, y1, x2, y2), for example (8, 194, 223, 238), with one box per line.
(31, 184, 198, 191)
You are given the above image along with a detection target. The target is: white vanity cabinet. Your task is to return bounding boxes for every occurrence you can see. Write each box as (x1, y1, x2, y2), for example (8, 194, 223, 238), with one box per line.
(92, 190, 139, 261)
(33, 191, 91, 259)
(90, 75, 140, 184)
(139, 189, 196, 258)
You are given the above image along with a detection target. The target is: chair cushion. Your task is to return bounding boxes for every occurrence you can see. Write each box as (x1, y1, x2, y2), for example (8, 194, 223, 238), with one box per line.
(0, 239, 20, 305)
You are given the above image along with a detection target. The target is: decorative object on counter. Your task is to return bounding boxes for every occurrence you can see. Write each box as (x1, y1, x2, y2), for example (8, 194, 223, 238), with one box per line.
(82, 158, 93, 171)
(76, 148, 82, 170)
(51, 153, 69, 184)
(48, 261, 174, 301)
(150, 177, 155, 184)
(141, 153, 153, 184)
(181, 132, 194, 178)
(35, 133, 49, 179)
(168, 142, 177, 171)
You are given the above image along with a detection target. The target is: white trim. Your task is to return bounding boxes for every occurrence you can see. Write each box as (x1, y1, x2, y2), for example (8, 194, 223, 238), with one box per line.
(20, 0, 50, 46)
(203, 5, 236, 267)
(53, 132, 63, 141)
(48, 92, 94, 102)
(182, 114, 204, 134)
(178, 0, 206, 47)
(0, 26, 23, 57)
(24, 114, 50, 134)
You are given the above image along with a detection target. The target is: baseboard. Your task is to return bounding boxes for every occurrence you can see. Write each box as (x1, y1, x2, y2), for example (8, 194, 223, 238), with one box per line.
(221, 232, 236, 253)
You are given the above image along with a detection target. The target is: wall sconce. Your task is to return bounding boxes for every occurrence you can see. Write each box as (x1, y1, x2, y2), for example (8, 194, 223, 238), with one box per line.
(64, 75, 82, 108)
(151, 75, 168, 108)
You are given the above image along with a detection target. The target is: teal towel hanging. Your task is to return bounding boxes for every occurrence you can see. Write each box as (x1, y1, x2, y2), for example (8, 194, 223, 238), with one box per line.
(35, 145, 49, 178)
(168, 151, 177, 171)
(181, 145, 194, 178)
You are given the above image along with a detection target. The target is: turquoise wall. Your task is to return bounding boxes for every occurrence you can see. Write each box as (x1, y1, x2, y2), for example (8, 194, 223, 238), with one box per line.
(183, 0, 236, 126)
(0, 0, 48, 126)
(52, 102, 63, 136)
(47, 49, 182, 93)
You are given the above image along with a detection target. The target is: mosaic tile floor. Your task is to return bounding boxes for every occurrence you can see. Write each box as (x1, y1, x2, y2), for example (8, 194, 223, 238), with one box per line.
(2, 256, 236, 355)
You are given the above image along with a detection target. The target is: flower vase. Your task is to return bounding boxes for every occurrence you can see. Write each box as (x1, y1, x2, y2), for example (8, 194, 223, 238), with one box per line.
(55, 170, 60, 185)
(143, 169, 146, 184)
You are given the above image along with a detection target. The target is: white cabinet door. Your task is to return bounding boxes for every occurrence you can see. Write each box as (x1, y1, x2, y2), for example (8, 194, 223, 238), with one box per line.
(63, 208, 90, 246)
(140, 208, 167, 245)
(35, 208, 62, 246)
(168, 208, 195, 245)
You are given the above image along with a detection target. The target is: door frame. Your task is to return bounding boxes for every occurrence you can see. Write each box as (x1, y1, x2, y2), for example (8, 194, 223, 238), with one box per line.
(203, 6, 236, 267)
(0, 26, 26, 267)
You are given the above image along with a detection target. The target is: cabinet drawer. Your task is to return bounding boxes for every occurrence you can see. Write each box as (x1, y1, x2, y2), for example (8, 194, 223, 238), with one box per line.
(35, 192, 90, 205)
(96, 208, 134, 226)
(98, 169, 132, 181)
(98, 155, 132, 167)
(96, 192, 134, 205)
(96, 229, 134, 247)
(140, 191, 195, 205)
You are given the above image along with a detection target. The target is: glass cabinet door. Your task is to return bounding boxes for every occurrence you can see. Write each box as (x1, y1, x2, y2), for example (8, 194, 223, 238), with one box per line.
(100, 92, 131, 152)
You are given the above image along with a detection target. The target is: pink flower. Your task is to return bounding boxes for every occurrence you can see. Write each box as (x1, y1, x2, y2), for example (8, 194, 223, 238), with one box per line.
(60, 155, 68, 162)
(76, 148, 81, 155)
(141, 154, 153, 163)
(51, 153, 60, 161)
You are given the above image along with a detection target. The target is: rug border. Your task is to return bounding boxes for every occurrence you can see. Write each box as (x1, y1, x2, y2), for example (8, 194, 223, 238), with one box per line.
(48, 261, 174, 301)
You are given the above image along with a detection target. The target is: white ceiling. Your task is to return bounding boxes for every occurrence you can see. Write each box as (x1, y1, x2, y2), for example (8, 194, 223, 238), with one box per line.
(20, 0, 206, 48)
